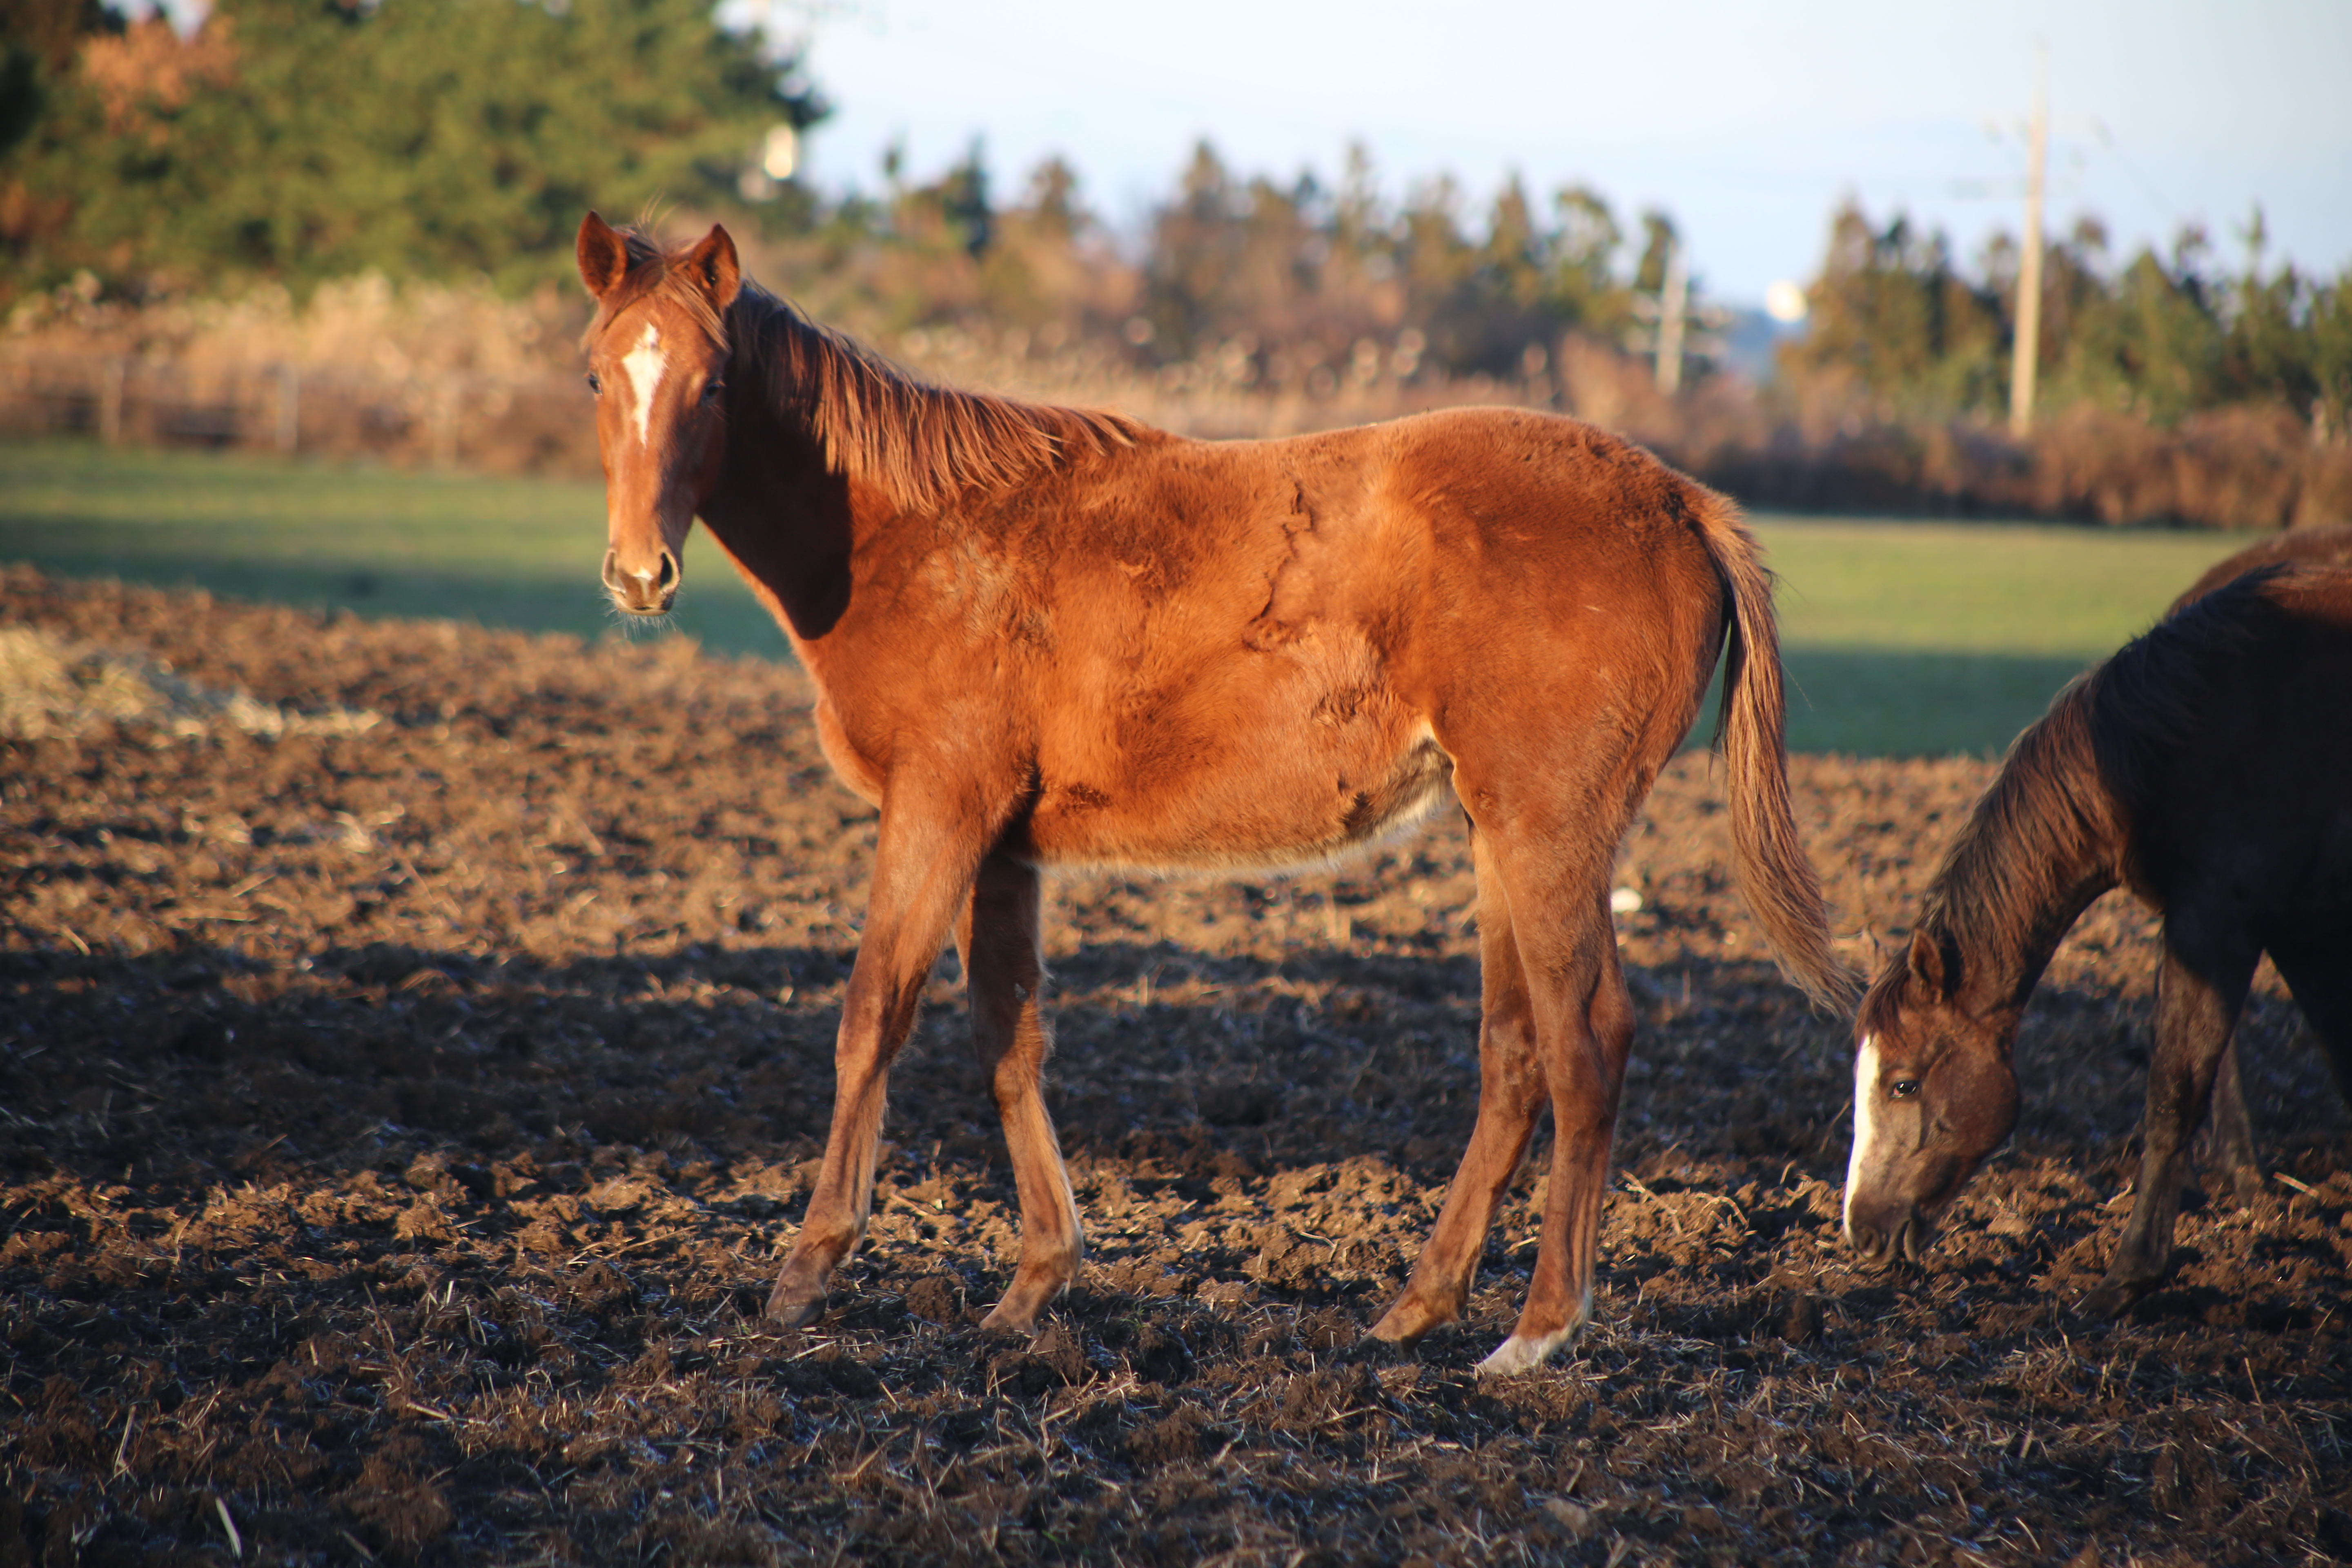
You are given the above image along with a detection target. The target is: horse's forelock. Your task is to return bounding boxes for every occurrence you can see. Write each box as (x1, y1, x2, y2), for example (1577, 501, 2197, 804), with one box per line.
(581, 229, 731, 355)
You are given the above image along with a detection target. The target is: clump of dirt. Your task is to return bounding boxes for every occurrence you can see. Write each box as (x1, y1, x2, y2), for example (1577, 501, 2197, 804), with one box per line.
(2, 564, 2347, 1566)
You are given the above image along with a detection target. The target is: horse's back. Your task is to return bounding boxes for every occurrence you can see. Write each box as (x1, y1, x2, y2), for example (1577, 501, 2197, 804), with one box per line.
(1000, 407, 1744, 869)
(2118, 567, 2352, 938)
(2172, 523, 2352, 612)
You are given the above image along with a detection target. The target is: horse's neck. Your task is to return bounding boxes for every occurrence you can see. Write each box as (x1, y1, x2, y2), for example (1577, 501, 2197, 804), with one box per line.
(1933, 761, 2125, 1020)
(698, 388, 862, 651)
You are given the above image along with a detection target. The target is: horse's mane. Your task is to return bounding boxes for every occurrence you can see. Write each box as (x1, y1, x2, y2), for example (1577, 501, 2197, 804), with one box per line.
(586, 227, 1147, 514)
(1857, 568, 2293, 1033)
(734, 286, 1149, 513)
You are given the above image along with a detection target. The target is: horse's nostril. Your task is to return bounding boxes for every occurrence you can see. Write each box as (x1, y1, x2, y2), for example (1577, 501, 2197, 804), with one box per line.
(657, 550, 678, 590)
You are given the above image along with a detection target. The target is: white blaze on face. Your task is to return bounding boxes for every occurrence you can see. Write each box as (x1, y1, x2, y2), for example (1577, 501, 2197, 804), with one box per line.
(619, 320, 666, 448)
(1843, 1033, 1882, 1235)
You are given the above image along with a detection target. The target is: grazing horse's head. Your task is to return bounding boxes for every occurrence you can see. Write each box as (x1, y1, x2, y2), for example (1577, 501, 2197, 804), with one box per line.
(1842, 928, 2021, 1265)
(575, 211, 741, 617)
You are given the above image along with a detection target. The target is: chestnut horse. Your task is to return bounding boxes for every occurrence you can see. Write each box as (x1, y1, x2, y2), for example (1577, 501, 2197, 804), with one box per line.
(1843, 564, 2352, 1316)
(575, 214, 1855, 1374)
(2169, 523, 2352, 1194)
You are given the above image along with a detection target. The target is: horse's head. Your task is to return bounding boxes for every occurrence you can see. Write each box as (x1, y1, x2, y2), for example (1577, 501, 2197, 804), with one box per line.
(1842, 927, 2020, 1265)
(576, 211, 741, 617)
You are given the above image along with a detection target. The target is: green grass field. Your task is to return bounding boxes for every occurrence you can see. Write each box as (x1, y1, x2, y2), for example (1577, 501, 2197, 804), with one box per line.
(0, 440, 2261, 755)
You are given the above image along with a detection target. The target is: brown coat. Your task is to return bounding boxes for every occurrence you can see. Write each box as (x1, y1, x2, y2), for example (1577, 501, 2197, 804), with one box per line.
(577, 213, 1855, 1376)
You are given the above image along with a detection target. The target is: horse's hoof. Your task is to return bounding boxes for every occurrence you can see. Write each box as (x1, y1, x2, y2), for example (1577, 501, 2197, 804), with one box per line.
(976, 1301, 1040, 1338)
(1475, 1326, 1576, 1379)
(2077, 1280, 2148, 1321)
(764, 1281, 826, 1330)
(1368, 1294, 1453, 1348)
(978, 1258, 1076, 1338)
(2218, 1168, 2267, 1208)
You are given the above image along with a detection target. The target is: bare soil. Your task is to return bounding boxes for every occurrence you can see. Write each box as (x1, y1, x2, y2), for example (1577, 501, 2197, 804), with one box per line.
(4, 564, 2349, 1567)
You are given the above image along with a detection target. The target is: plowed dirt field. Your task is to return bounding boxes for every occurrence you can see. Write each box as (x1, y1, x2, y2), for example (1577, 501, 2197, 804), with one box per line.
(4, 565, 2348, 1566)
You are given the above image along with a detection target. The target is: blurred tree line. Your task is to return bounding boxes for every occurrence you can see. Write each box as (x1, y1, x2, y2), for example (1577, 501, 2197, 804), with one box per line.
(0, 0, 1670, 383)
(1785, 200, 2352, 441)
(763, 136, 1664, 386)
(4, 0, 2346, 445)
(0, 0, 823, 296)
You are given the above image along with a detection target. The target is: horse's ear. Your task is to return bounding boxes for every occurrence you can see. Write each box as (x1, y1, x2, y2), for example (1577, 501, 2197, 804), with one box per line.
(681, 224, 741, 312)
(1906, 927, 1960, 1000)
(577, 211, 630, 300)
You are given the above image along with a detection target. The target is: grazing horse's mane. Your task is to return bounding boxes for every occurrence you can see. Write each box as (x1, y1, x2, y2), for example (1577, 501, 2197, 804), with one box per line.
(589, 226, 1147, 514)
(1858, 568, 2293, 1032)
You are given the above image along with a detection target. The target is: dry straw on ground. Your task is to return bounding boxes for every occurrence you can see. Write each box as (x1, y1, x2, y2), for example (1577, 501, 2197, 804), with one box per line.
(2, 567, 2349, 1564)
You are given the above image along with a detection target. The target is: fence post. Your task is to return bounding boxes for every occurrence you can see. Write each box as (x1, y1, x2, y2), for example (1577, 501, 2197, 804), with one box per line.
(430, 377, 459, 469)
(276, 363, 301, 455)
(100, 357, 126, 445)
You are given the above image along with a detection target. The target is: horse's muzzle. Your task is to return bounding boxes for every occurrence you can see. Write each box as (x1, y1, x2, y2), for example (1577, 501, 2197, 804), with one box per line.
(1845, 1208, 1933, 1267)
(603, 547, 679, 615)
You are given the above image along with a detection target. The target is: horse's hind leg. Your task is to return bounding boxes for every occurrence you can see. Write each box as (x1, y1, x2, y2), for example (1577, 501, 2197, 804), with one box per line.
(957, 852, 1082, 1334)
(2265, 940, 2352, 1109)
(2200, 1038, 2263, 1204)
(1479, 921, 1632, 1378)
(1369, 825, 1548, 1348)
(2085, 932, 2257, 1319)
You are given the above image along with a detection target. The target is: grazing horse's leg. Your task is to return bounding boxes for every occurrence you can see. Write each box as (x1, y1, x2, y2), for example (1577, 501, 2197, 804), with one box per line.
(1369, 824, 1547, 1348)
(2265, 941, 2352, 1107)
(2200, 1038, 2263, 1204)
(768, 793, 993, 1329)
(955, 852, 1082, 1334)
(2084, 932, 2257, 1319)
(1481, 928, 1634, 1376)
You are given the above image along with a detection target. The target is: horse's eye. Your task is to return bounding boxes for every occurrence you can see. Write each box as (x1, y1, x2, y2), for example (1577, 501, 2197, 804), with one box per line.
(586, 372, 603, 396)
(702, 379, 725, 405)
(1890, 1078, 1921, 1099)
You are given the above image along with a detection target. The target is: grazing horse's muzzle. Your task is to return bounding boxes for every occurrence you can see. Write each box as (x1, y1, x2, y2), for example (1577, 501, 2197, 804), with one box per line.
(603, 546, 679, 615)
(1845, 1207, 1933, 1267)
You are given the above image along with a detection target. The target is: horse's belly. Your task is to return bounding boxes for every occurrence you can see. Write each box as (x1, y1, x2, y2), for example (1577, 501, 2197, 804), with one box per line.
(1022, 725, 1454, 873)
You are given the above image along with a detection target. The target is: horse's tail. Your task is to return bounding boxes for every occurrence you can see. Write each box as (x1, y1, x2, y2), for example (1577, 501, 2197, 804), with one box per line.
(1690, 493, 1862, 1014)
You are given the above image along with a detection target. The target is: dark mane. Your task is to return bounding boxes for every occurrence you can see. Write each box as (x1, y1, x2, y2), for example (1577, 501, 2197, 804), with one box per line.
(584, 225, 1146, 514)
(730, 285, 1149, 514)
(1859, 566, 2303, 1035)
(1857, 675, 2121, 1035)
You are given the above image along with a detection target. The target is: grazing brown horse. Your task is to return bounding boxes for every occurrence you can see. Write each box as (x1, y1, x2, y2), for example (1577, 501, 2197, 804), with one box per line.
(574, 213, 1856, 1374)
(2169, 523, 2352, 1192)
(1842, 564, 2352, 1316)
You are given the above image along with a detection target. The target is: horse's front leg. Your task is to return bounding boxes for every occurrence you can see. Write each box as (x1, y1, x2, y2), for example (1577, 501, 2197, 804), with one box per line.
(956, 853, 1082, 1334)
(767, 789, 993, 1330)
(2084, 935, 2255, 1319)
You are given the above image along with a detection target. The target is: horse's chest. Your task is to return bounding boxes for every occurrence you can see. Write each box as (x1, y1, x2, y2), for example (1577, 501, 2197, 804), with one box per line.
(810, 700, 886, 807)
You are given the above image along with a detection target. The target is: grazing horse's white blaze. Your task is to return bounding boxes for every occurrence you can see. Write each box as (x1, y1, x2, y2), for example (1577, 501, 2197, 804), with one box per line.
(620, 321, 666, 450)
(1843, 1033, 1882, 1236)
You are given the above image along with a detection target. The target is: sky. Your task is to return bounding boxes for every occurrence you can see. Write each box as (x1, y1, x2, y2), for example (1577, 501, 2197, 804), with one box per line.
(754, 0, 2352, 308)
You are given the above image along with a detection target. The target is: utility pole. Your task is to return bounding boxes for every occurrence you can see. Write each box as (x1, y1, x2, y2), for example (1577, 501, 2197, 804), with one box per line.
(2008, 44, 2048, 439)
(1655, 241, 1690, 396)
(1626, 237, 1724, 396)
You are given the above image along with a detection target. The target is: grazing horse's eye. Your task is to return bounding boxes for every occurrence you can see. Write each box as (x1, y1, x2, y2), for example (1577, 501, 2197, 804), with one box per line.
(702, 379, 725, 405)
(585, 372, 603, 396)
(1890, 1078, 1921, 1099)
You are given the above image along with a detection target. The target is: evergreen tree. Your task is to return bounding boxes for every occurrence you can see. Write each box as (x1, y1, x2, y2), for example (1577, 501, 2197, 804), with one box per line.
(1, 0, 823, 298)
